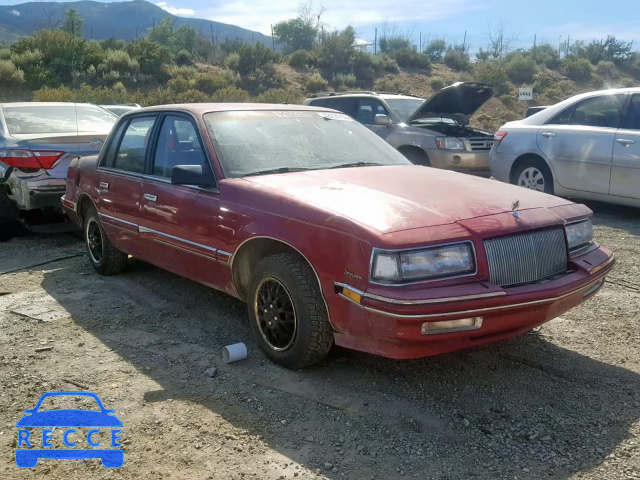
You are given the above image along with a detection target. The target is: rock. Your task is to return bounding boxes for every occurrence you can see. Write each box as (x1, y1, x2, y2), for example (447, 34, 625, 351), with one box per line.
(324, 462, 334, 470)
(462, 419, 470, 427)
(204, 367, 218, 378)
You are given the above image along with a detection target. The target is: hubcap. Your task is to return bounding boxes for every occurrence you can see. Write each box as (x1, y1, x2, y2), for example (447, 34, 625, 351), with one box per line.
(86, 218, 103, 264)
(518, 167, 545, 192)
(254, 277, 297, 351)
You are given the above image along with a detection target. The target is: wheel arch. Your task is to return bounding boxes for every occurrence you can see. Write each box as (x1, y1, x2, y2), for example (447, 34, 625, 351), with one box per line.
(230, 236, 328, 310)
(76, 194, 98, 226)
(509, 153, 554, 184)
(397, 145, 431, 166)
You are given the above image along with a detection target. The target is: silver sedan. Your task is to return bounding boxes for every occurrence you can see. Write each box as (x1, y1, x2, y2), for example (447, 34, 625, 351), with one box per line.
(490, 88, 640, 208)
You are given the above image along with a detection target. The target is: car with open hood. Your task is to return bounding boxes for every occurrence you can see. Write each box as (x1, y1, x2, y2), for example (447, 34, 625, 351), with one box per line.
(303, 82, 495, 173)
(62, 103, 614, 369)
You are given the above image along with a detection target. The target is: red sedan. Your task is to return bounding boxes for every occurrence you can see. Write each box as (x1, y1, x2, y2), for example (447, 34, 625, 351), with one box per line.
(61, 104, 615, 369)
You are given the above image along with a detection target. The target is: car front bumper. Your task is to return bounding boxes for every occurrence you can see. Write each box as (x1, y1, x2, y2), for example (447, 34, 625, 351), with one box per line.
(428, 149, 491, 173)
(328, 247, 614, 359)
(0, 164, 66, 211)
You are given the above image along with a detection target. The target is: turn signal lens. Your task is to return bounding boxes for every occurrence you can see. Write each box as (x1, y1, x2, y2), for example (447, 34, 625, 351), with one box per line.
(421, 317, 483, 335)
(494, 131, 508, 144)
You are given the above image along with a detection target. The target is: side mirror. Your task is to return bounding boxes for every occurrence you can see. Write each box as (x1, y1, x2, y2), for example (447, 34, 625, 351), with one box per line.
(374, 114, 392, 127)
(171, 165, 216, 187)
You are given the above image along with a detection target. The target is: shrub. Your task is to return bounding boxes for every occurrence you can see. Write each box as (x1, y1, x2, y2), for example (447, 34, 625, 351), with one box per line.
(210, 86, 251, 102)
(532, 71, 555, 94)
(234, 43, 277, 76)
(305, 73, 329, 93)
(334, 73, 357, 89)
(473, 62, 510, 96)
(444, 49, 471, 71)
(176, 89, 209, 103)
(174, 49, 193, 67)
(167, 65, 198, 80)
(288, 49, 314, 68)
(225, 53, 240, 71)
(102, 70, 121, 85)
(505, 53, 537, 84)
(375, 54, 400, 74)
(530, 43, 560, 69)
(373, 76, 406, 93)
(429, 76, 446, 90)
(595, 60, 620, 80)
(167, 76, 191, 93)
(564, 57, 592, 82)
(126, 38, 171, 78)
(192, 72, 231, 94)
(424, 38, 447, 62)
(0, 48, 11, 60)
(392, 48, 430, 69)
(241, 63, 282, 94)
(100, 49, 139, 75)
(255, 88, 303, 104)
(0, 60, 24, 87)
(33, 86, 75, 102)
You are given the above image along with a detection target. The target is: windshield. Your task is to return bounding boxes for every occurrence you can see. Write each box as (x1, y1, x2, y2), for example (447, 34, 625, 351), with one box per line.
(384, 98, 425, 122)
(204, 110, 411, 178)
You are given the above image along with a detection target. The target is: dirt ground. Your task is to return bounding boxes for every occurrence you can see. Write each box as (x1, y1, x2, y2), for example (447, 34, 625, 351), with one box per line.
(0, 201, 639, 480)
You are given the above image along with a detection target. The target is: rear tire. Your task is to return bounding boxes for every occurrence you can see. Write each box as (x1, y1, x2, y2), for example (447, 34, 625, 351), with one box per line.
(399, 147, 431, 166)
(0, 186, 23, 242)
(83, 207, 128, 275)
(247, 253, 333, 369)
(513, 158, 554, 194)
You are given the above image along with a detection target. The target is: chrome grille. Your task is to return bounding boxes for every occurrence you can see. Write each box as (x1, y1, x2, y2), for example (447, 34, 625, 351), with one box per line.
(468, 137, 494, 151)
(484, 228, 567, 287)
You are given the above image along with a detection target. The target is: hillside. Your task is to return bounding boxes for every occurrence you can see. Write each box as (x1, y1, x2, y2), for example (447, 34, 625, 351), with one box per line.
(0, 0, 271, 45)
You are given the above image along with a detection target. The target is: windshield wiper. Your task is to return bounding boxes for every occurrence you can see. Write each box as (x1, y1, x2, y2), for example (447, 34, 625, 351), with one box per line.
(243, 167, 312, 177)
(329, 162, 386, 169)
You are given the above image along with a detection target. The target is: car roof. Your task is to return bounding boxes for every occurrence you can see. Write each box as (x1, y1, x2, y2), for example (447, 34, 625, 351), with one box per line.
(307, 92, 422, 101)
(130, 103, 338, 115)
(0, 102, 99, 107)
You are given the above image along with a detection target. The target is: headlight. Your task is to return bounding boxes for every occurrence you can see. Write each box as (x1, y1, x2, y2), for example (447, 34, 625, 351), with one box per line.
(371, 243, 475, 283)
(565, 219, 593, 252)
(436, 137, 465, 150)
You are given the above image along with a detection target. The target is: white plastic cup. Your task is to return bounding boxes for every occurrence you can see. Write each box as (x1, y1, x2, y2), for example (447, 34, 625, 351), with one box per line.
(222, 343, 248, 363)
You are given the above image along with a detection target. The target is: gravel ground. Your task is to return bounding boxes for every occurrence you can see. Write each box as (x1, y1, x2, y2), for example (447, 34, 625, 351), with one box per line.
(0, 201, 638, 480)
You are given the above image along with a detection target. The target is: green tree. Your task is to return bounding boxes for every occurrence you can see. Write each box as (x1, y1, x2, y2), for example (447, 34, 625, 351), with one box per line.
(315, 26, 356, 78)
(424, 38, 447, 62)
(273, 18, 317, 54)
(148, 18, 175, 48)
(126, 38, 171, 77)
(174, 25, 197, 53)
(379, 35, 412, 54)
(62, 9, 84, 37)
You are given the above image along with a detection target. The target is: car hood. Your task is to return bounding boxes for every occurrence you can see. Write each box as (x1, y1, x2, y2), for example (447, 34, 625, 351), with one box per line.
(16, 409, 123, 427)
(407, 82, 494, 125)
(242, 165, 572, 234)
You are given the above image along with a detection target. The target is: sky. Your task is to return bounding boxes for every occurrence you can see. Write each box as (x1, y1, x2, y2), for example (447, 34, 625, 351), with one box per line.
(2, 0, 639, 50)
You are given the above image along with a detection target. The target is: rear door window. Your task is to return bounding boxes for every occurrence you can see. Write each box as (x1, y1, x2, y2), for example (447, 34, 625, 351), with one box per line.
(2, 105, 77, 135)
(356, 98, 389, 125)
(76, 106, 117, 134)
(623, 94, 640, 130)
(102, 116, 157, 174)
(568, 94, 626, 128)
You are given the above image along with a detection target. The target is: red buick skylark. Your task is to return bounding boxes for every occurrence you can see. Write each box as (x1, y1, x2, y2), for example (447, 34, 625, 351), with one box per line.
(61, 104, 614, 368)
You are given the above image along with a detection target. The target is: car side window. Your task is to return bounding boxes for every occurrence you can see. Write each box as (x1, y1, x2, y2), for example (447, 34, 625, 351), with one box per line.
(568, 94, 625, 129)
(547, 107, 572, 125)
(100, 121, 128, 168)
(152, 116, 207, 178)
(325, 98, 359, 118)
(356, 99, 389, 125)
(624, 94, 640, 130)
(76, 106, 117, 134)
(102, 116, 156, 173)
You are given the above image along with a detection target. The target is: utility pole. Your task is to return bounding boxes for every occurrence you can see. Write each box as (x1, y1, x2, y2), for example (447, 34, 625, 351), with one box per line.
(153, 17, 155, 31)
(270, 24, 275, 52)
(567, 34, 570, 55)
(558, 35, 562, 57)
(419, 32, 422, 53)
(90, 24, 93, 39)
(533, 34, 536, 49)
(463, 30, 467, 50)
(136, 27, 138, 39)
(210, 23, 214, 44)
(374, 27, 377, 54)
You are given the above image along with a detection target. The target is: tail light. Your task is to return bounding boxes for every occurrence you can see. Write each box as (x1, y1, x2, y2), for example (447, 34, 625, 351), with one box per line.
(0, 150, 65, 169)
(494, 131, 508, 144)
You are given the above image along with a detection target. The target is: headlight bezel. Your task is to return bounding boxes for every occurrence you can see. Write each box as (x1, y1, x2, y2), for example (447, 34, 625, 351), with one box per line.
(565, 219, 594, 254)
(370, 241, 477, 285)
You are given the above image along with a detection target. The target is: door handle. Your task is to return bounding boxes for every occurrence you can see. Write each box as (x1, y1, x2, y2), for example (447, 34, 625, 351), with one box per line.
(143, 193, 157, 202)
(99, 182, 109, 189)
(541, 132, 556, 138)
(616, 138, 636, 146)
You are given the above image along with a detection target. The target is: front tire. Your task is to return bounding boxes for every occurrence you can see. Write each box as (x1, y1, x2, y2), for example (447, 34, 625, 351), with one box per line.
(247, 253, 333, 369)
(399, 147, 431, 166)
(513, 158, 554, 194)
(84, 207, 128, 275)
